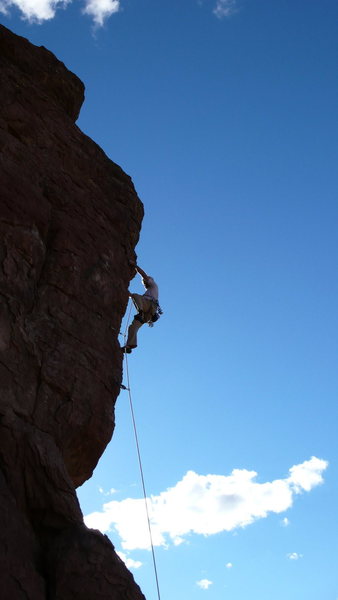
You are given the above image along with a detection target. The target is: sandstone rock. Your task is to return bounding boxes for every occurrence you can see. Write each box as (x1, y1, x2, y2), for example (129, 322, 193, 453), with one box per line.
(0, 24, 145, 599)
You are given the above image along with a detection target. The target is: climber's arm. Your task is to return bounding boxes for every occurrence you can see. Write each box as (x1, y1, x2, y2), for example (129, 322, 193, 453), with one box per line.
(136, 266, 149, 280)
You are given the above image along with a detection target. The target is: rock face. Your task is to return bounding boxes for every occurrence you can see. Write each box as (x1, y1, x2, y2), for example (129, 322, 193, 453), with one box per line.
(0, 25, 145, 599)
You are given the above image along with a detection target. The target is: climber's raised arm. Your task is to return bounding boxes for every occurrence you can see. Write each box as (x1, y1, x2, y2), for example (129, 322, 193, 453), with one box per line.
(136, 265, 149, 281)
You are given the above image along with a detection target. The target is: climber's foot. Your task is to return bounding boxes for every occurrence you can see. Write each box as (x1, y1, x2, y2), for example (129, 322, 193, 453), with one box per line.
(121, 346, 132, 354)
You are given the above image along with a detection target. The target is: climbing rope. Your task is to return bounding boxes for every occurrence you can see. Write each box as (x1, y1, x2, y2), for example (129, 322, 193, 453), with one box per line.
(122, 301, 162, 600)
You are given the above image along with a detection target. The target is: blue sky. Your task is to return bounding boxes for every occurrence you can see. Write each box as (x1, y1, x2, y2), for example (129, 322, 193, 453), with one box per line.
(1, 1, 337, 598)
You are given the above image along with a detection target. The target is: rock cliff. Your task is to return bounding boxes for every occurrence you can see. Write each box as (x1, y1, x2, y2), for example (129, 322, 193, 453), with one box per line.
(0, 24, 145, 600)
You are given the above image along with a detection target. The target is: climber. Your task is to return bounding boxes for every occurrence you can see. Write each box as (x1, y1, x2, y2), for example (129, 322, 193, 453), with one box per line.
(121, 266, 162, 354)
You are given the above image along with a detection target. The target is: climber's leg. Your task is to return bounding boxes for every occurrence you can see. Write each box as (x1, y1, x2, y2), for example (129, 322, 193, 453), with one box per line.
(125, 314, 144, 350)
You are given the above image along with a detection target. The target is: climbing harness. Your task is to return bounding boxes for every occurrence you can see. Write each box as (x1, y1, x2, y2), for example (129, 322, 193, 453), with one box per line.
(120, 300, 162, 600)
(131, 293, 163, 328)
(148, 299, 163, 327)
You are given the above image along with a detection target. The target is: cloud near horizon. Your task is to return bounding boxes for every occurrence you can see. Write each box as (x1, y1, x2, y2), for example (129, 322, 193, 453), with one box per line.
(287, 552, 303, 560)
(116, 551, 142, 570)
(197, 579, 213, 590)
(84, 456, 328, 551)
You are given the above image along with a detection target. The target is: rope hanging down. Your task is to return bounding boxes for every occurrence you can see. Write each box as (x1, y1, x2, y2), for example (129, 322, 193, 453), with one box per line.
(122, 301, 162, 600)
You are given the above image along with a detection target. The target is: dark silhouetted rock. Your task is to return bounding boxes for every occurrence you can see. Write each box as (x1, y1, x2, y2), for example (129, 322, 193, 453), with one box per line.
(0, 24, 145, 600)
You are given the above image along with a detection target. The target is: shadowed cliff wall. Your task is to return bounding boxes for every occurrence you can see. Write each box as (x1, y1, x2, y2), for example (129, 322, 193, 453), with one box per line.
(0, 24, 145, 600)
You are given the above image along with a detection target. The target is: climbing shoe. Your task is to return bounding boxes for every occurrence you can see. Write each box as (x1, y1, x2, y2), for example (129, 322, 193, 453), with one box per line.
(121, 346, 132, 354)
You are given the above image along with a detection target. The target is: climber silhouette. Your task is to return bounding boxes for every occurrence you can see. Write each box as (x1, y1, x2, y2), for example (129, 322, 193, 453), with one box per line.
(122, 265, 162, 354)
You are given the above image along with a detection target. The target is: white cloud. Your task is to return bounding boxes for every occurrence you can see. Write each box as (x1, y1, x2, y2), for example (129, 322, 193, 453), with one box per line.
(0, 0, 239, 25)
(287, 552, 303, 560)
(84, 457, 328, 551)
(197, 579, 213, 590)
(173, 536, 185, 546)
(226, 562, 233, 568)
(281, 517, 290, 527)
(213, 0, 237, 19)
(0, 0, 119, 24)
(99, 486, 118, 496)
(117, 551, 142, 570)
(288, 456, 327, 493)
(82, 0, 119, 26)
(0, 0, 69, 21)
